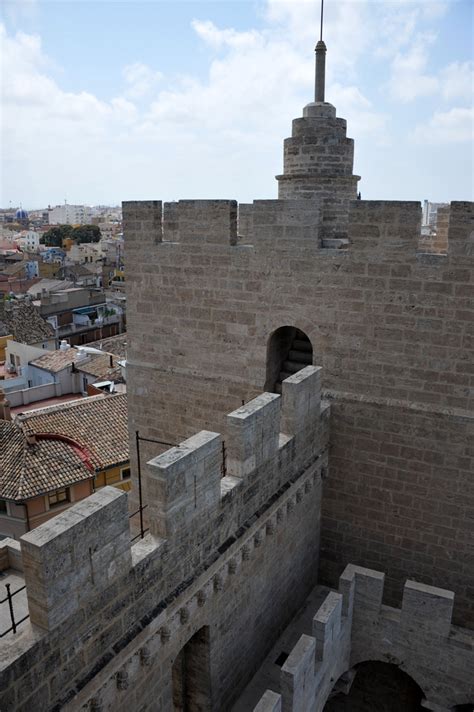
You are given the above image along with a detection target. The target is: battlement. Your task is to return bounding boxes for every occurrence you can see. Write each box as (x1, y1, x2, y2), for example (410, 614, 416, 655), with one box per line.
(123, 198, 473, 260)
(21, 486, 132, 630)
(0, 366, 328, 711)
(253, 564, 474, 712)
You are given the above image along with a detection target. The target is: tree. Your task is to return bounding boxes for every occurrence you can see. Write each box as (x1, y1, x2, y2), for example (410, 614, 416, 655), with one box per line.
(71, 225, 102, 243)
(40, 225, 73, 247)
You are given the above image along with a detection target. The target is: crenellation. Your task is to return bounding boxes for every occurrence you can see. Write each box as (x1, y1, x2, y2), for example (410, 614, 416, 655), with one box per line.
(312, 590, 343, 661)
(0, 538, 23, 572)
(447, 201, 474, 257)
(281, 365, 321, 444)
(122, 200, 162, 245)
(173, 199, 238, 245)
(20, 487, 131, 631)
(253, 690, 282, 712)
(147, 430, 222, 539)
(1, 373, 327, 711)
(253, 565, 474, 712)
(281, 634, 317, 712)
(401, 579, 454, 638)
(226, 392, 281, 478)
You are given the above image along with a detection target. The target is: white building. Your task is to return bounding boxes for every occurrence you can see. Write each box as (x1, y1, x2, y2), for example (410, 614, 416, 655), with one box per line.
(18, 231, 40, 252)
(422, 200, 449, 227)
(48, 204, 92, 225)
(66, 242, 103, 265)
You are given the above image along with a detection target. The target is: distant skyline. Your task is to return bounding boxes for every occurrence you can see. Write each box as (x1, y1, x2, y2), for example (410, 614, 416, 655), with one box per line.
(1, 0, 473, 209)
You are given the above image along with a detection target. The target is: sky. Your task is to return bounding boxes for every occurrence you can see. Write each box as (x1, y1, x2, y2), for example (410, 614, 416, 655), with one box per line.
(1, 0, 473, 209)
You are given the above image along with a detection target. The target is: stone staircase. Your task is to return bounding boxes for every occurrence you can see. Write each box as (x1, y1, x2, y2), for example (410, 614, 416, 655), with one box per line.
(274, 332, 312, 394)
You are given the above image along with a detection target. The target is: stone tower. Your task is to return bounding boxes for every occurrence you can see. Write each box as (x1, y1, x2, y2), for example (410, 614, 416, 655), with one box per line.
(123, 31, 474, 634)
(276, 38, 359, 241)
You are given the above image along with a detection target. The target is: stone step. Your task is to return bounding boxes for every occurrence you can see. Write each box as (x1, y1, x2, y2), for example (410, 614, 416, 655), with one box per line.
(292, 339, 312, 353)
(279, 371, 293, 381)
(288, 349, 312, 364)
(321, 238, 350, 249)
(283, 360, 305, 374)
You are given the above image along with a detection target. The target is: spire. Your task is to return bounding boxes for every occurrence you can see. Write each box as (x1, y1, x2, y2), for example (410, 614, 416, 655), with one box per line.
(315, 0, 326, 102)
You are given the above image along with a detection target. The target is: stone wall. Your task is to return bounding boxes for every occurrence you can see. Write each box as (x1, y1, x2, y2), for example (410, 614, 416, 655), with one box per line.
(253, 564, 474, 712)
(124, 197, 474, 627)
(0, 367, 329, 711)
(320, 393, 473, 627)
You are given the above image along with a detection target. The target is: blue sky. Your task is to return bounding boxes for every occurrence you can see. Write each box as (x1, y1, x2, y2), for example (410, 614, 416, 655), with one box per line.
(1, 0, 473, 209)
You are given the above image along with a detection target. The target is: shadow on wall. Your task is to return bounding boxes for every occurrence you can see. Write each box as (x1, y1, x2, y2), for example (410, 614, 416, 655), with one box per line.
(325, 661, 424, 712)
(172, 626, 212, 712)
(264, 326, 313, 394)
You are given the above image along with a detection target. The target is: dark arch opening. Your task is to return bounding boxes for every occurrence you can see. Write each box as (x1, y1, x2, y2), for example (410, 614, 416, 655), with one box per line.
(324, 661, 424, 712)
(264, 326, 313, 394)
(172, 626, 212, 711)
(452, 706, 474, 711)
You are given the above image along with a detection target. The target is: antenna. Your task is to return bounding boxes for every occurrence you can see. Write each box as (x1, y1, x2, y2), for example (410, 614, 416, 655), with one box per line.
(315, 0, 327, 103)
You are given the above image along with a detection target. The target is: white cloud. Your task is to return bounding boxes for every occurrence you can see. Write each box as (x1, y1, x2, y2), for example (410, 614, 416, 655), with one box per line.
(2, 0, 38, 26)
(412, 107, 474, 144)
(439, 61, 474, 101)
(388, 33, 439, 101)
(191, 20, 262, 51)
(0, 0, 470, 206)
(122, 62, 163, 100)
(329, 84, 389, 142)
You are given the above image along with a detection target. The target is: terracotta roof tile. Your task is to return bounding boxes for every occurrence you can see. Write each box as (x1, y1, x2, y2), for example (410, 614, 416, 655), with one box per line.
(87, 334, 127, 360)
(30, 349, 77, 373)
(0, 299, 54, 345)
(17, 393, 129, 472)
(0, 420, 93, 501)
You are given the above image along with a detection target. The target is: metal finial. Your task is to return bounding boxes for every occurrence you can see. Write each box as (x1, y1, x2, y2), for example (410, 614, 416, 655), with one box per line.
(314, 1, 327, 103)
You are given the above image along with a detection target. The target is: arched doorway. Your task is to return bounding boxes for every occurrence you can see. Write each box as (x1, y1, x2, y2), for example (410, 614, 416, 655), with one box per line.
(264, 326, 313, 394)
(172, 626, 212, 711)
(324, 661, 424, 712)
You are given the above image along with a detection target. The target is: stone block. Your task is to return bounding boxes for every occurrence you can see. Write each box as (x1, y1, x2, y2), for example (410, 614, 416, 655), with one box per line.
(312, 591, 343, 661)
(176, 200, 237, 245)
(281, 634, 316, 712)
(401, 580, 454, 638)
(226, 393, 281, 478)
(281, 366, 321, 439)
(122, 200, 162, 244)
(253, 690, 282, 712)
(339, 564, 384, 623)
(20, 488, 131, 631)
(147, 430, 221, 538)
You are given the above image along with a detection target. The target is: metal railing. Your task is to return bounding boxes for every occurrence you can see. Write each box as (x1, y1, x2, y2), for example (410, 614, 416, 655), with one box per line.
(0, 582, 29, 637)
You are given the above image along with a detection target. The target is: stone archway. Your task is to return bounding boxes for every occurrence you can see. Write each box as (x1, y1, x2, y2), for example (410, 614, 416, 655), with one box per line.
(264, 326, 313, 394)
(171, 626, 212, 712)
(324, 660, 424, 712)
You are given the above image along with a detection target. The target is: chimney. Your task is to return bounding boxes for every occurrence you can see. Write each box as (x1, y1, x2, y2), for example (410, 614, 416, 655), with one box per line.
(0, 389, 11, 421)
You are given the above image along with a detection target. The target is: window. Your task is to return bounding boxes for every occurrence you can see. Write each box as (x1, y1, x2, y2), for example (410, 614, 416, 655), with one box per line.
(0, 500, 7, 514)
(48, 488, 69, 507)
(121, 467, 131, 480)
